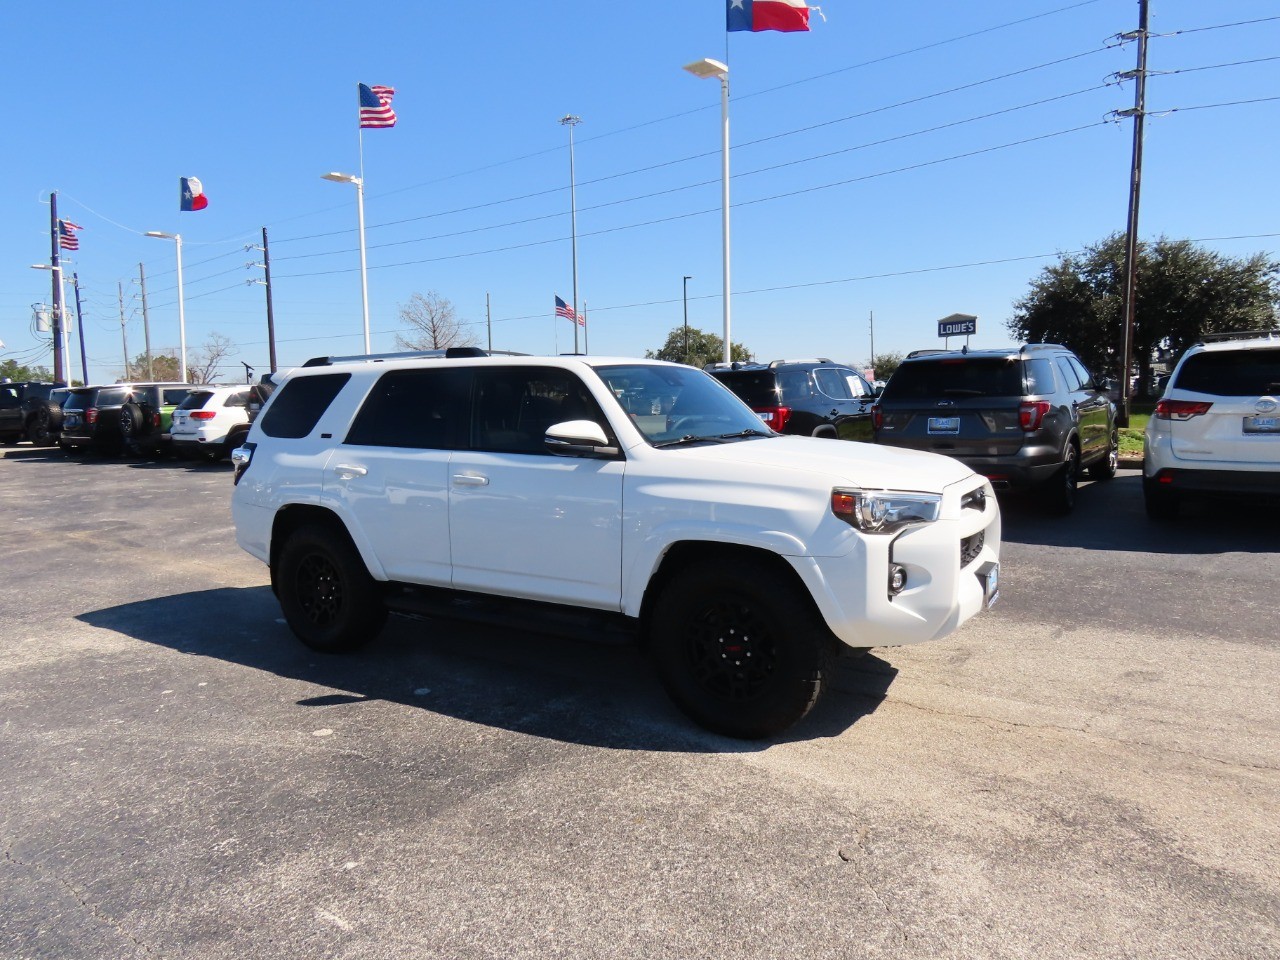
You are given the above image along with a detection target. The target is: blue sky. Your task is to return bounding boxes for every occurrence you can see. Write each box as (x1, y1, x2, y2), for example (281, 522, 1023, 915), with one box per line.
(2, 0, 1277, 383)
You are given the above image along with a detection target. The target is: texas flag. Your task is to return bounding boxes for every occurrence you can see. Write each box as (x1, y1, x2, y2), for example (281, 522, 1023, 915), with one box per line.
(727, 0, 813, 33)
(180, 176, 208, 211)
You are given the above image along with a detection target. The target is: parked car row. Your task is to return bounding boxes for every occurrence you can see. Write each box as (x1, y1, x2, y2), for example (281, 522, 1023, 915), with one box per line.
(1, 379, 272, 461)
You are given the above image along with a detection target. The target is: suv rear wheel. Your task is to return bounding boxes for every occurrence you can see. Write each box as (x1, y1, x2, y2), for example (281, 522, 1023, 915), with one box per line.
(650, 559, 832, 738)
(1043, 442, 1079, 514)
(277, 523, 387, 652)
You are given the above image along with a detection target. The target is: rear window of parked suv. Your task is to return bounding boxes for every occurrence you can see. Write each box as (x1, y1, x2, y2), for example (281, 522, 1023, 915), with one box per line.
(1172, 347, 1280, 395)
(882, 357, 1052, 398)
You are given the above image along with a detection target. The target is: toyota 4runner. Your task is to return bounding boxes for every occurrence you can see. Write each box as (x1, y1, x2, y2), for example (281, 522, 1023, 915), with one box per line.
(230, 350, 1002, 738)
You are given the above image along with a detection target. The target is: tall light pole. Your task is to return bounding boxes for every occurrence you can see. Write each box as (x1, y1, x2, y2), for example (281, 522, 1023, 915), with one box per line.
(683, 275, 693, 365)
(684, 58, 731, 363)
(559, 115, 583, 355)
(144, 231, 187, 382)
(322, 172, 371, 354)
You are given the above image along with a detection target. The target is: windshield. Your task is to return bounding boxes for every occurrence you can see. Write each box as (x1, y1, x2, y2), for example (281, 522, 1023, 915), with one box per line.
(177, 391, 214, 411)
(593, 363, 774, 446)
(1174, 348, 1280, 396)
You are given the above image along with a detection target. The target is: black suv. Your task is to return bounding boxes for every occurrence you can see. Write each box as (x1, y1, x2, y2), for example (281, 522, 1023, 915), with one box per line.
(0, 381, 68, 447)
(59, 382, 192, 456)
(872, 344, 1117, 513)
(706, 359, 876, 440)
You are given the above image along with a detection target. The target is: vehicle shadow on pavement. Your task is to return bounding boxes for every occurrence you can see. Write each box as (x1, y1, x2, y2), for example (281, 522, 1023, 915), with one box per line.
(998, 470, 1280, 554)
(78, 587, 897, 752)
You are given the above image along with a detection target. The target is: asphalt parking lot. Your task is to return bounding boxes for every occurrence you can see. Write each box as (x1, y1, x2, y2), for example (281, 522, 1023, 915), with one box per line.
(2, 446, 1277, 960)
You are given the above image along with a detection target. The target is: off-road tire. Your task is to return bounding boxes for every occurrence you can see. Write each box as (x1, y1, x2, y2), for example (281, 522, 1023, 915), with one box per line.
(1043, 442, 1079, 515)
(649, 558, 834, 739)
(276, 523, 387, 653)
(26, 409, 56, 446)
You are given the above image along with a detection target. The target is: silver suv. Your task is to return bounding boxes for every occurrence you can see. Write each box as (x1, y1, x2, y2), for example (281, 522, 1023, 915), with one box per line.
(230, 350, 1001, 739)
(871, 345, 1117, 514)
(1143, 331, 1280, 519)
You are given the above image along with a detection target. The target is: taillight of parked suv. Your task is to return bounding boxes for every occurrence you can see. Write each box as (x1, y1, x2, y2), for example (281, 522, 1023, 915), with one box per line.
(86, 407, 99, 425)
(1154, 399, 1213, 420)
(752, 405, 791, 432)
(1019, 401, 1050, 431)
(191, 411, 217, 421)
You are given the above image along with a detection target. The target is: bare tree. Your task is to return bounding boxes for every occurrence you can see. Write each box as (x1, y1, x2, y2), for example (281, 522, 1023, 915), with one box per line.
(187, 332, 238, 384)
(395, 292, 476, 351)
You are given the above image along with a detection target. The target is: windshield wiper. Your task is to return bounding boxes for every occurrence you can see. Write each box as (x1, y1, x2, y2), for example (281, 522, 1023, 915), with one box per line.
(652, 434, 726, 448)
(717, 428, 772, 440)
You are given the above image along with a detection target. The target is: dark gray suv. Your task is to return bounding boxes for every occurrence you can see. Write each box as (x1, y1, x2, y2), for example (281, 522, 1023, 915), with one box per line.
(871, 344, 1117, 513)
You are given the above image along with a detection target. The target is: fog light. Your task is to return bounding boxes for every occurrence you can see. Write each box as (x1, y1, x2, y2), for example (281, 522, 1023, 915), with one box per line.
(888, 564, 908, 596)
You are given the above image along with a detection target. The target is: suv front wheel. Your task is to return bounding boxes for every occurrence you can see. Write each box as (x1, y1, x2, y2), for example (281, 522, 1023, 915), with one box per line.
(277, 523, 388, 652)
(649, 559, 833, 738)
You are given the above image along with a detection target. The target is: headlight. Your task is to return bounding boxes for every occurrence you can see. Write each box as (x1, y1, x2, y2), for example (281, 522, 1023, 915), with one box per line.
(831, 488, 941, 534)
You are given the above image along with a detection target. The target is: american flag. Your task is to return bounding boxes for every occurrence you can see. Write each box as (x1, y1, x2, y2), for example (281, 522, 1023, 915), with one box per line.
(359, 83, 397, 128)
(58, 220, 83, 251)
(555, 295, 576, 322)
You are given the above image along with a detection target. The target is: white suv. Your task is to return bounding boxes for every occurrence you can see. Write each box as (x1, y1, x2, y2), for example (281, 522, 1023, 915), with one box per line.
(1144, 331, 1280, 519)
(230, 351, 1001, 738)
(171, 384, 268, 461)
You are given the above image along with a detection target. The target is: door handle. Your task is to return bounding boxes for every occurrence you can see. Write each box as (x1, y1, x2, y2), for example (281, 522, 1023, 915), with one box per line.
(332, 463, 368, 479)
(452, 473, 489, 486)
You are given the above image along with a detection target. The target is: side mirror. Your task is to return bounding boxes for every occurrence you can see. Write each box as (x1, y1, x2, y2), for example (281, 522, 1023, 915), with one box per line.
(544, 419, 619, 459)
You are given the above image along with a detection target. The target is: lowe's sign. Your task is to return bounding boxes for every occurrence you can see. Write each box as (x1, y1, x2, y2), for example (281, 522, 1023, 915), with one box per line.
(938, 313, 977, 338)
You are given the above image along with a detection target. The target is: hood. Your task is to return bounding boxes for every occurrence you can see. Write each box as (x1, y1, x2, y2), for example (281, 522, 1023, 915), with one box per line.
(670, 436, 977, 493)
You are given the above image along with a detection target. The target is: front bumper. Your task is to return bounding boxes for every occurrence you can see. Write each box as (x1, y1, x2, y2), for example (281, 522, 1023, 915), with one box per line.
(789, 474, 1002, 649)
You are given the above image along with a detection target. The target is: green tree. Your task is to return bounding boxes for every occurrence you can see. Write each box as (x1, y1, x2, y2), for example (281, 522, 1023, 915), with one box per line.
(0, 359, 55, 383)
(124, 351, 180, 383)
(1008, 234, 1280, 395)
(645, 325, 751, 369)
(867, 352, 904, 382)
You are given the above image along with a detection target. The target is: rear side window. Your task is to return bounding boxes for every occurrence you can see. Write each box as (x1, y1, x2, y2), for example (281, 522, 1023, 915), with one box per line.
(64, 391, 93, 412)
(260, 373, 351, 439)
(346, 368, 471, 449)
(1174, 348, 1280, 396)
(224, 392, 251, 408)
(881, 358, 1025, 398)
(1023, 359, 1057, 395)
(813, 368, 854, 400)
(162, 388, 191, 406)
(95, 387, 130, 407)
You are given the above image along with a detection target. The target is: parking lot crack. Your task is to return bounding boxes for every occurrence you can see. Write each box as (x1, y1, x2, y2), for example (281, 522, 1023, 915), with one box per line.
(4, 845, 155, 956)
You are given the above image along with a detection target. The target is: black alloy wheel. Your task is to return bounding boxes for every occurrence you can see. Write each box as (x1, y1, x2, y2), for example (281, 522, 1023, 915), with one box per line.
(650, 559, 832, 739)
(276, 523, 387, 653)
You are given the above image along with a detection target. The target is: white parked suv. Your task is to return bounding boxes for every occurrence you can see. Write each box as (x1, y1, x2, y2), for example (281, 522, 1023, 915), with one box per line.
(1144, 330, 1280, 519)
(171, 384, 268, 461)
(229, 350, 1002, 738)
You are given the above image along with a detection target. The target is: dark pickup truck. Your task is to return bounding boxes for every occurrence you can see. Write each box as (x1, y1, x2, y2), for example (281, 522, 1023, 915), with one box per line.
(0, 381, 68, 447)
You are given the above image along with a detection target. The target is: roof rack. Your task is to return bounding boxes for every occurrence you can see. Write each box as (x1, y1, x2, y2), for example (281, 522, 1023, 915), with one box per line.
(302, 347, 525, 367)
(1197, 329, 1280, 345)
(906, 349, 950, 359)
(703, 361, 766, 372)
(768, 358, 834, 367)
(1019, 343, 1068, 354)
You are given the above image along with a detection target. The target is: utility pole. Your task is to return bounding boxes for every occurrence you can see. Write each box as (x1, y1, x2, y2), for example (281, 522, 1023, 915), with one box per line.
(1117, 0, 1149, 427)
(72, 273, 88, 385)
(118, 281, 130, 378)
(261, 228, 277, 373)
(47, 192, 66, 383)
(486, 292, 492, 353)
(137, 263, 154, 380)
(869, 310, 875, 376)
(683, 275, 692, 365)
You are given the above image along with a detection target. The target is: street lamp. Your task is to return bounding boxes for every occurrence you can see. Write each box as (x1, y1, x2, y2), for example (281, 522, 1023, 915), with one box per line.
(144, 231, 187, 382)
(322, 171, 371, 354)
(683, 275, 693, 365)
(29, 263, 71, 382)
(684, 57, 731, 364)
